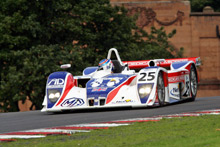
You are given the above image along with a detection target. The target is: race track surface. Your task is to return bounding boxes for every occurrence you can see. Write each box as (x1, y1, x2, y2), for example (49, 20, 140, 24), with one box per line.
(0, 96, 220, 134)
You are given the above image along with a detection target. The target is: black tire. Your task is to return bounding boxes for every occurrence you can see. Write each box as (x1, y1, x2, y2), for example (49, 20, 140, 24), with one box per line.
(189, 66, 198, 101)
(157, 71, 165, 106)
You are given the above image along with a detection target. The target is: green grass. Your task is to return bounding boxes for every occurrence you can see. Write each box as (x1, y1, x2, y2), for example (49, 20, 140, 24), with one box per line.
(1, 115, 220, 147)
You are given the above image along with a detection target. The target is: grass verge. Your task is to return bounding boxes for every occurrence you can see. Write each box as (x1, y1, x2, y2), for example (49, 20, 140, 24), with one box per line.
(1, 115, 220, 147)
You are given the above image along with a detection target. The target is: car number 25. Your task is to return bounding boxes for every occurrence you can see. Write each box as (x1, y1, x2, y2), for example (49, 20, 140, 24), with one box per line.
(138, 72, 155, 82)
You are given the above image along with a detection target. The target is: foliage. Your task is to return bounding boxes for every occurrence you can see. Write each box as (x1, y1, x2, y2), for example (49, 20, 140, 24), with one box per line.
(190, 0, 220, 12)
(0, 0, 182, 112)
(131, 27, 183, 60)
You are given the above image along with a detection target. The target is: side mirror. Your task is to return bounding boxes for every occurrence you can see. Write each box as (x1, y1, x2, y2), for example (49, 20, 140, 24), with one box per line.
(60, 64, 71, 69)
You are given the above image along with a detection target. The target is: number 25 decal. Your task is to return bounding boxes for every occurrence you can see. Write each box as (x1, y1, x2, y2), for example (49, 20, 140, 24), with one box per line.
(139, 72, 155, 81)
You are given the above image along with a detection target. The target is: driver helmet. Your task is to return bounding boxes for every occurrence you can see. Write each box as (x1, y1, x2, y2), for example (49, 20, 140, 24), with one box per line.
(98, 59, 114, 72)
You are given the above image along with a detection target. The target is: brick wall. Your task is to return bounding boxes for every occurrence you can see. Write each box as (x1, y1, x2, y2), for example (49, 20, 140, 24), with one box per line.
(111, 0, 220, 97)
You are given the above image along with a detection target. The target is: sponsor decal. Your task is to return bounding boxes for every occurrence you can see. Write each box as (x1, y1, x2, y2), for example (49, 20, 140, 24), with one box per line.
(168, 76, 185, 83)
(125, 99, 133, 102)
(47, 78, 65, 88)
(112, 99, 134, 104)
(138, 72, 155, 82)
(170, 88, 180, 97)
(90, 77, 123, 88)
(107, 78, 120, 87)
(128, 61, 148, 66)
(61, 98, 84, 107)
(92, 87, 107, 92)
(127, 59, 189, 67)
(91, 78, 103, 87)
(163, 59, 188, 64)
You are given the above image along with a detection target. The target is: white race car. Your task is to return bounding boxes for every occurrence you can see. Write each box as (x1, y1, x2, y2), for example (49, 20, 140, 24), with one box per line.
(41, 48, 200, 112)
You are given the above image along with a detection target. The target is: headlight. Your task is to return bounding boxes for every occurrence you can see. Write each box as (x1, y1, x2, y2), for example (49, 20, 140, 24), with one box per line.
(138, 84, 153, 98)
(48, 90, 61, 103)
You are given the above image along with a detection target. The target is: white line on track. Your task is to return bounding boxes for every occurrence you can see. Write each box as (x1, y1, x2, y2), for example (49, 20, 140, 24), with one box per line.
(67, 123, 130, 127)
(111, 117, 162, 121)
(0, 135, 45, 139)
(23, 129, 90, 133)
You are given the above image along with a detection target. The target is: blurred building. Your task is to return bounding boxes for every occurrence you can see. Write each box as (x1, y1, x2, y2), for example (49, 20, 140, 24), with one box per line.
(111, 0, 220, 97)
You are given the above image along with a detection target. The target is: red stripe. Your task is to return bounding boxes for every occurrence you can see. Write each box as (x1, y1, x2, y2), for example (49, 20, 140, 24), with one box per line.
(56, 74, 74, 106)
(0, 139, 16, 142)
(99, 59, 108, 66)
(155, 87, 158, 103)
(163, 72, 168, 87)
(168, 71, 186, 77)
(3, 132, 69, 135)
(105, 120, 160, 123)
(49, 126, 109, 130)
(191, 111, 220, 114)
(185, 63, 192, 71)
(106, 76, 136, 104)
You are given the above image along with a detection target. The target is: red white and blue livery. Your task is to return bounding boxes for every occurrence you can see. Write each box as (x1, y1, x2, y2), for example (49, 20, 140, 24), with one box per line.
(41, 48, 201, 112)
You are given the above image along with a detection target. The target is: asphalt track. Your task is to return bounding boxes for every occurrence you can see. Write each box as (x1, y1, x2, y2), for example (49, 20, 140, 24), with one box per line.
(0, 96, 220, 134)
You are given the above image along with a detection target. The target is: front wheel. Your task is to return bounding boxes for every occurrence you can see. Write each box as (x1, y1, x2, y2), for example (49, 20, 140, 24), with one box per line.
(189, 66, 198, 101)
(157, 72, 165, 106)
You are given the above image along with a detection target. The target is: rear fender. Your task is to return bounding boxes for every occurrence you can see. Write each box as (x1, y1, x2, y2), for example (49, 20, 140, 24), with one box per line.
(168, 62, 197, 99)
(170, 61, 194, 70)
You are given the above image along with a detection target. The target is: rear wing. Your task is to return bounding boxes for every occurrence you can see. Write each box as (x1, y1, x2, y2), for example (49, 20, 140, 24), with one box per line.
(123, 57, 201, 69)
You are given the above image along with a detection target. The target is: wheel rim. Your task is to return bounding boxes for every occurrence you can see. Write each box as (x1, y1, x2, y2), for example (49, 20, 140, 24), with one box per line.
(190, 68, 197, 96)
(158, 74, 165, 103)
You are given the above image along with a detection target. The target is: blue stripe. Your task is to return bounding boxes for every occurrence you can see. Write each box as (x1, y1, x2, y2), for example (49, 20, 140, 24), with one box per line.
(100, 59, 110, 67)
(171, 61, 188, 69)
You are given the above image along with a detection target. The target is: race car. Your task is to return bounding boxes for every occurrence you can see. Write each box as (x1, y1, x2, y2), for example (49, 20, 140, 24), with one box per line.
(41, 48, 200, 112)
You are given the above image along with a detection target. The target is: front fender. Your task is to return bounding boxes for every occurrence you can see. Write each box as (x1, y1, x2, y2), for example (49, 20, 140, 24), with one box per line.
(137, 67, 168, 105)
(44, 71, 76, 109)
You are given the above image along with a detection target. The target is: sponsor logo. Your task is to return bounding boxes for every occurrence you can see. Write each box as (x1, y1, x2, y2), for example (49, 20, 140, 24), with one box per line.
(91, 78, 103, 87)
(47, 78, 65, 88)
(112, 99, 134, 104)
(128, 61, 148, 66)
(125, 99, 133, 102)
(61, 98, 84, 107)
(127, 59, 189, 66)
(170, 88, 180, 97)
(92, 87, 107, 92)
(168, 76, 185, 83)
(107, 78, 120, 87)
(163, 59, 188, 64)
(91, 78, 123, 88)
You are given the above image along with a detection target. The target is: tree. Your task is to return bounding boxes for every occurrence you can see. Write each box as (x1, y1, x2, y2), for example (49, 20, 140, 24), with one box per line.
(190, 0, 220, 12)
(0, 0, 182, 112)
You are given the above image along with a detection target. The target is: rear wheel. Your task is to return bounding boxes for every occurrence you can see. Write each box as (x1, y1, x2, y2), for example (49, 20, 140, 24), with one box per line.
(189, 66, 198, 101)
(157, 72, 165, 106)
